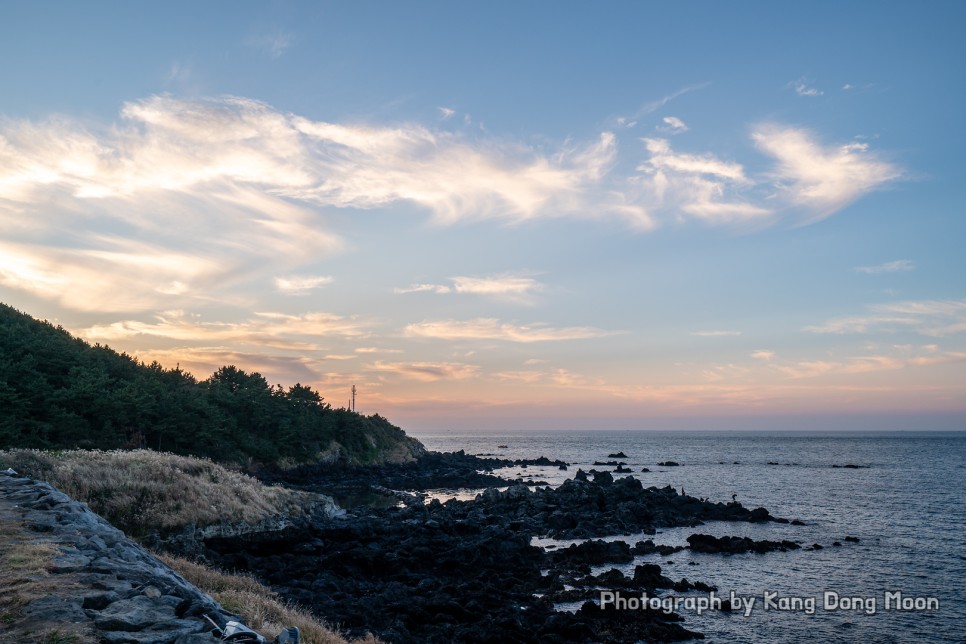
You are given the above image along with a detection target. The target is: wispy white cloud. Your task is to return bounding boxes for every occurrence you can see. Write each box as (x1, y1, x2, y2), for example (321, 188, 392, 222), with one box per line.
(290, 117, 618, 224)
(395, 274, 543, 302)
(0, 95, 906, 315)
(404, 318, 619, 343)
(355, 347, 403, 354)
(789, 77, 823, 97)
(437, 107, 456, 120)
(751, 350, 775, 361)
(0, 93, 615, 235)
(657, 116, 688, 134)
(855, 260, 915, 275)
(0, 97, 348, 311)
(642, 138, 747, 181)
(753, 125, 902, 220)
(775, 350, 966, 379)
(493, 367, 603, 387)
(452, 275, 541, 298)
(620, 83, 710, 124)
(274, 274, 333, 294)
(494, 370, 546, 383)
(368, 360, 479, 382)
(0, 238, 230, 313)
(394, 283, 453, 295)
(82, 310, 369, 347)
(805, 299, 966, 337)
(633, 138, 770, 223)
(701, 363, 750, 382)
(0, 95, 618, 311)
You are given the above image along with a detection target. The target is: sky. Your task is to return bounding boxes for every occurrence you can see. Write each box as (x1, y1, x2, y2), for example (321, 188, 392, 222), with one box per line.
(1, 1, 965, 432)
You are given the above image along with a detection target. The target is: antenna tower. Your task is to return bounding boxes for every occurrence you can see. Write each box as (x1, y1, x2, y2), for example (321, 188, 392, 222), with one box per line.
(351, 385, 356, 413)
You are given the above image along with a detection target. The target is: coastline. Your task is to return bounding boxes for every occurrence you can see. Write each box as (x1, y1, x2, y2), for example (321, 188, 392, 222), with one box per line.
(2, 432, 963, 643)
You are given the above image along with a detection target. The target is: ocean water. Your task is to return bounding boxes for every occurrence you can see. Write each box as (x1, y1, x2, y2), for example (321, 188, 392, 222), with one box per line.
(407, 430, 966, 643)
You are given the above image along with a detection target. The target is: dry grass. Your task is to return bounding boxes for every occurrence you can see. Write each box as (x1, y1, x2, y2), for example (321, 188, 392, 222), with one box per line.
(0, 449, 320, 536)
(156, 553, 380, 644)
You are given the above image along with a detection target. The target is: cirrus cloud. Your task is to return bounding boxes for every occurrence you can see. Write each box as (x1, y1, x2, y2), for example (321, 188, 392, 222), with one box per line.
(805, 299, 966, 337)
(395, 273, 544, 303)
(753, 125, 902, 220)
(404, 318, 619, 343)
(368, 360, 479, 382)
(82, 310, 369, 347)
(0, 95, 905, 316)
(274, 274, 334, 294)
(855, 260, 915, 275)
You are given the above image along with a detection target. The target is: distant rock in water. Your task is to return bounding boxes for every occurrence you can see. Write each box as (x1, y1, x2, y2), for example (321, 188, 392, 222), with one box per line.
(658, 461, 680, 467)
(515, 455, 570, 469)
(832, 464, 868, 469)
(607, 451, 628, 458)
(687, 533, 801, 555)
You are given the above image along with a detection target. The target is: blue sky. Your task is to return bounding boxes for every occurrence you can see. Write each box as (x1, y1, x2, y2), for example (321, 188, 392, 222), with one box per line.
(1, 1, 964, 431)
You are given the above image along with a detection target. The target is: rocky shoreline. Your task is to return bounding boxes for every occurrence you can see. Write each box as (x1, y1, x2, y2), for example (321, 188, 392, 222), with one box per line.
(2, 451, 853, 643)
(187, 454, 803, 643)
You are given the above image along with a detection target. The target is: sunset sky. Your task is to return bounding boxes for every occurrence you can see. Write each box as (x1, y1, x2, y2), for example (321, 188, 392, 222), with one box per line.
(2, 1, 964, 431)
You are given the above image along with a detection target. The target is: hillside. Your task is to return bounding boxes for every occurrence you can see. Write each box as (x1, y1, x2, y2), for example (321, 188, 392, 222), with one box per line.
(0, 303, 424, 466)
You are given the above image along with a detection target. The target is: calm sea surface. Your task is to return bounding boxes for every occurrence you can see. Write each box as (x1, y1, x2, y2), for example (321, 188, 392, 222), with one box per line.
(406, 430, 966, 643)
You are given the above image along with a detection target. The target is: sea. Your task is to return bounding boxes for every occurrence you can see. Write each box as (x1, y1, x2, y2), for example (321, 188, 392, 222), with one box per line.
(406, 430, 966, 644)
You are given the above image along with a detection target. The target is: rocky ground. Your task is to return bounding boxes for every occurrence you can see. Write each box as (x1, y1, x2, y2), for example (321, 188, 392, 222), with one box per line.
(182, 454, 800, 643)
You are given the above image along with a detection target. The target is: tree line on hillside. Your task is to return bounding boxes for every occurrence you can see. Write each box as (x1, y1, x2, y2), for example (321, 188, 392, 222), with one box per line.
(0, 303, 407, 465)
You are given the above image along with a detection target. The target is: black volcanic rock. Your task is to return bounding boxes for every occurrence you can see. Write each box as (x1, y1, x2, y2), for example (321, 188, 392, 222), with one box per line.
(195, 503, 704, 644)
(687, 533, 801, 554)
(178, 467, 794, 643)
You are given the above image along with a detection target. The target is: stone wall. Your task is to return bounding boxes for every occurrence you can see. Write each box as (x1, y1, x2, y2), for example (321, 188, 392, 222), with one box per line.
(0, 471, 234, 644)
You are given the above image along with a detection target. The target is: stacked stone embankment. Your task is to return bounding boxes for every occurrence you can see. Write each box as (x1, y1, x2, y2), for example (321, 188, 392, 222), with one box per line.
(0, 471, 233, 643)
